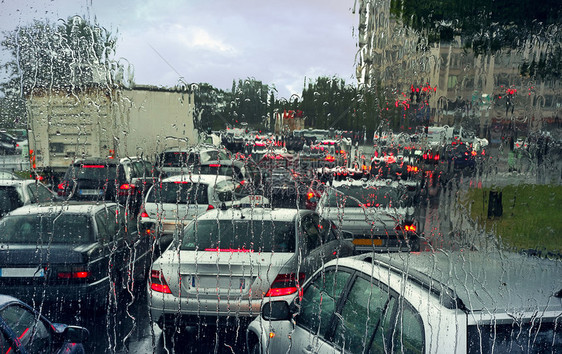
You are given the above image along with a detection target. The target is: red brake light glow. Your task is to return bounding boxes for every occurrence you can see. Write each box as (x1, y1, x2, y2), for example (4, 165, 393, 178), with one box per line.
(404, 224, 417, 232)
(207, 204, 215, 211)
(82, 165, 105, 168)
(265, 273, 305, 297)
(150, 270, 171, 294)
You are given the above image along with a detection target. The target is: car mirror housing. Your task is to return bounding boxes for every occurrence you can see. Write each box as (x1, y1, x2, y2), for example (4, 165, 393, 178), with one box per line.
(63, 325, 90, 343)
(261, 301, 291, 321)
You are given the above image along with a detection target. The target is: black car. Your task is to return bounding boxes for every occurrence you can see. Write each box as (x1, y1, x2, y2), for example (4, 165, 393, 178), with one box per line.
(58, 157, 159, 214)
(0, 294, 89, 354)
(0, 132, 17, 155)
(0, 202, 152, 310)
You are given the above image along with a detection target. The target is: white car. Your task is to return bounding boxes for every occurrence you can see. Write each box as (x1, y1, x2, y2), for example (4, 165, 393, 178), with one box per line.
(157, 145, 230, 176)
(148, 207, 354, 337)
(316, 179, 420, 253)
(0, 179, 59, 217)
(141, 174, 267, 238)
(247, 250, 562, 353)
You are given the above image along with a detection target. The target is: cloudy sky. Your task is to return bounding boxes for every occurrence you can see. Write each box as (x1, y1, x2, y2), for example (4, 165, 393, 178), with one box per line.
(0, 0, 359, 98)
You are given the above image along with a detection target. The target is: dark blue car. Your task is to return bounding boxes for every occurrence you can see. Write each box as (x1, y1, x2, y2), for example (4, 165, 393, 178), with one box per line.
(0, 294, 89, 353)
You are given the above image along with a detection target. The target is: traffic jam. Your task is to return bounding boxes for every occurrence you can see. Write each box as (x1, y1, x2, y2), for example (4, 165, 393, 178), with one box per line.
(0, 127, 560, 354)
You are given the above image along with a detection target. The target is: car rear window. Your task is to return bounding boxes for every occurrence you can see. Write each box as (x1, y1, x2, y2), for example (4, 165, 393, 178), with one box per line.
(180, 219, 295, 252)
(199, 164, 243, 180)
(68, 164, 117, 180)
(0, 187, 23, 216)
(0, 214, 93, 243)
(328, 185, 403, 208)
(160, 151, 193, 167)
(146, 182, 208, 204)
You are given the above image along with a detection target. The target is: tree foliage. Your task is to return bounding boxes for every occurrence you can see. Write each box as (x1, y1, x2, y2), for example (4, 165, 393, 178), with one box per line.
(390, 0, 562, 54)
(1, 15, 125, 95)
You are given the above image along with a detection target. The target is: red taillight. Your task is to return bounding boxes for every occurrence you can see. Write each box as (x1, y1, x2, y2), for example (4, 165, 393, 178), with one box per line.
(150, 270, 171, 294)
(404, 224, 417, 232)
(82, 165, 105, 168)
(58, 183, 65, 190)
(57, 268, 91, 279)
(307, 192, 314, 200)
(119, 183, 136, 196)
(140, 210, 149, 218)
(207, 204, 215, 211)
(209, 164, 221, 167)
(265, 273, 305, 297)
(434, 154, 439, 160)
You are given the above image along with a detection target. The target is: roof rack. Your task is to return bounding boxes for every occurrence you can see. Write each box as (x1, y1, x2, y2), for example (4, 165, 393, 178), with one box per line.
(362, 255, 468, 312)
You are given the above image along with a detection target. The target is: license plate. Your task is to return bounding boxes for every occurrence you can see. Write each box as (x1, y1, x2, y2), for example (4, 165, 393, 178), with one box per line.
(249, 195, 263, 203)
(353, 238, 384, 246)
(189, 276, 249, 291)
(79, 189, 102, 196)
(0, 267, 45, 278)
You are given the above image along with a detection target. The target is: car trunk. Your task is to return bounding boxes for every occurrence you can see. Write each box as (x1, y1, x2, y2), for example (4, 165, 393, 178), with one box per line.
(160, 251, 294, 300)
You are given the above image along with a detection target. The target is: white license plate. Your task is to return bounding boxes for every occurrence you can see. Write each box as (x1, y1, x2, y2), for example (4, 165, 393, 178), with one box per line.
(190, 276, 248, 291)
(80, 189, 102, 196)
(0, 267, 45, 278)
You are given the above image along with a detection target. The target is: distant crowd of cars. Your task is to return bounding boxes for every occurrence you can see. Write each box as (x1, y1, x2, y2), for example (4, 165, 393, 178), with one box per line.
(0, 130, 560, 353)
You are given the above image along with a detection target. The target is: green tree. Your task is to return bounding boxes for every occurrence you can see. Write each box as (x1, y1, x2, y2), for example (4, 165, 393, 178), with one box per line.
(390, 0, 562, 54)
(1, 15, 125, 95)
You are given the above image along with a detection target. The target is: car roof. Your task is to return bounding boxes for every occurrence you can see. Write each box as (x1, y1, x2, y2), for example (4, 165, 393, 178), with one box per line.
(5, 201, 118, 216)
(161, 174, 233, 184)
(196, 207, 310, 223)
(71, 157, 119, 166)
(0, 179, 35, 187)
(331, 179, 404, 189)
(333, 251, 562, 314)
(0, 294, 22, 308)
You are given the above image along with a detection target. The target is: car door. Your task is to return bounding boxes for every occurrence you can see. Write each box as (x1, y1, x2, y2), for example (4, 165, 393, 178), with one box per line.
(0, 303, 53, 353)
(330, 273, 425, 353)
(287, 266, 353, 354)
(300, 213, 344, 276)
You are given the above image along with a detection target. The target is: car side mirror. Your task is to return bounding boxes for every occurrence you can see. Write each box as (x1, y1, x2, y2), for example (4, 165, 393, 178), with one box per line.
(63, 326, 89, 343)
(261, 301, 291, 321)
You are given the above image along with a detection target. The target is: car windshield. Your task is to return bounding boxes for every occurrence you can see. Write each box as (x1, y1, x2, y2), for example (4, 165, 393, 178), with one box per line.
(328, 185, 404, 208)
(180, 219, 295, 253)
(146, 182, 209, 204)
(0, 214, 92, 243)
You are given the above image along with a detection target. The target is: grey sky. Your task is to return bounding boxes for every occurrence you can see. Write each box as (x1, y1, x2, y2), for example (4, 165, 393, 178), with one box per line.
(0, 0, 358, 98)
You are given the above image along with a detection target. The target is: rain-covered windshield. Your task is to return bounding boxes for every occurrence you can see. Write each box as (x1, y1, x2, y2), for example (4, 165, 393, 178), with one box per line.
(0, 0, 561, 352)
(180, 219, 295, 252)
(0, 214, 92, 243)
